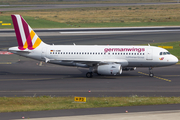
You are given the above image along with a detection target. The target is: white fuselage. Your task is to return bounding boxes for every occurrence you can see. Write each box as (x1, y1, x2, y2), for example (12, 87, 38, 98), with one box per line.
(9, 44, 178, 68)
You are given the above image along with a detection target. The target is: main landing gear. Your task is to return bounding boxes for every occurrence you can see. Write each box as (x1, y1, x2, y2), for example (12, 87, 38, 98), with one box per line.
(149, 67, 154, 77)
(86, 72, 93, 78)
(86, 67, 93, 78)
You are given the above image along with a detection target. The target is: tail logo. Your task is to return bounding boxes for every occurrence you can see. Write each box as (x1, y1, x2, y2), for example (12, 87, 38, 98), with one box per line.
(11, 15, 42, 50)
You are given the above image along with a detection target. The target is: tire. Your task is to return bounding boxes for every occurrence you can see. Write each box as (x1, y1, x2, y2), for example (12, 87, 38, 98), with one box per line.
(86, 72, 93, 78)
(149, 73, 154, 77)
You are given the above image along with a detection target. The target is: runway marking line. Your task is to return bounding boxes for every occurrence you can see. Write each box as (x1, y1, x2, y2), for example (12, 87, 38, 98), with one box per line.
(0, 62, 12, 64)
(138, 71, 171, 82)
(0, 78, 53, 81)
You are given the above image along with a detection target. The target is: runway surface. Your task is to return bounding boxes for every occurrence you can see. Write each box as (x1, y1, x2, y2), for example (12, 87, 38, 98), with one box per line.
(1, 30, 180, 49)
(0, 3, 178, 11)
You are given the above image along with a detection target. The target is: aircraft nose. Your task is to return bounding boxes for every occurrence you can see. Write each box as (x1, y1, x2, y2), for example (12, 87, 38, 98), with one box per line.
(171, 55, 178, 63)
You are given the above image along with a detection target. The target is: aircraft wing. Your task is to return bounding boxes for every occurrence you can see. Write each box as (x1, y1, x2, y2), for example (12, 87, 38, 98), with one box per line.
(46, 58, 128, 67)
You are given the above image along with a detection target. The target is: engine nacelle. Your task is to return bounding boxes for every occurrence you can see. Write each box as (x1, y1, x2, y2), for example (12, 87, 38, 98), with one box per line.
(122, 67, 136, 71)
(97, 64, 122, 75)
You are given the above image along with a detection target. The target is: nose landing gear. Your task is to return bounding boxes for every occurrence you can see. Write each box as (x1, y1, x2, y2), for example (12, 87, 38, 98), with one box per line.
(149, 67, 154, 77)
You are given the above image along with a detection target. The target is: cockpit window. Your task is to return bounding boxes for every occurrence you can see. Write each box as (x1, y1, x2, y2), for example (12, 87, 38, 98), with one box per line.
(160, 52, 171, 55)
(163, 52, 166, 55)
(166, 52, 170, 55)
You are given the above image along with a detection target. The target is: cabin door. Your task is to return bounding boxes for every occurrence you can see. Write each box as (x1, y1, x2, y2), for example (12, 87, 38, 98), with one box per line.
(146, 48, 153, 60)
(41, 47, 46, 59)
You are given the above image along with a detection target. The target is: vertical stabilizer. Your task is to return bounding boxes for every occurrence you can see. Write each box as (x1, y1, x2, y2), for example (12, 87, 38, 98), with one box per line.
(11, 14, 44, 50)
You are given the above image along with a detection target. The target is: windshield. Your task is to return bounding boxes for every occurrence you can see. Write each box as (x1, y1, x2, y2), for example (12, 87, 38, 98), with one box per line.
(159, 52, 171, 55)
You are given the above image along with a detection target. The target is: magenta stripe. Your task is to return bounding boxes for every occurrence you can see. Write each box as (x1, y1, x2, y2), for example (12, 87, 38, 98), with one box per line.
(11, 15, 25, 50)
(21, 16, 34, 50)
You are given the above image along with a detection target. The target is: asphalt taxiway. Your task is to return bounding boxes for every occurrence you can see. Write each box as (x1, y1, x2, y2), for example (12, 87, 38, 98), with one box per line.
(0, 31, 180, 97)
(0, 60, 180, 97)
(1, 30, 180, 49)
(1, 104, 180, 120)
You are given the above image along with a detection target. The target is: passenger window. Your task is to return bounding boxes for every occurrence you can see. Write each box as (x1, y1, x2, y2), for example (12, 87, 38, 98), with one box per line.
(137, 53, 139, 55)
(134, 53, 136, 55)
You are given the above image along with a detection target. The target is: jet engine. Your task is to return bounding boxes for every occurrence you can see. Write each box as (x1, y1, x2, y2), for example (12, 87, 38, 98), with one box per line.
(96, 64, 122, 75)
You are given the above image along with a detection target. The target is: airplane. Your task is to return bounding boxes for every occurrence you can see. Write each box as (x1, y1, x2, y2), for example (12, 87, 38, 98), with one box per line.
(9, 14, 178, 78)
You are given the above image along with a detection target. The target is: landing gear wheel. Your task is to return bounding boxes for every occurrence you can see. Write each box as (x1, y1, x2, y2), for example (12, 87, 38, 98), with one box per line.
(149, 67, 154, 77)
(149, 73, 154, 77)
(86, 72, 93, 78)
(97, 73, 101, 76)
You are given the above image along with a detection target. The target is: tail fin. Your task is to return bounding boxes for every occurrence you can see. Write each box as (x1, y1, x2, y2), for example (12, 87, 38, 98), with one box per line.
(11, 14, 43, 50)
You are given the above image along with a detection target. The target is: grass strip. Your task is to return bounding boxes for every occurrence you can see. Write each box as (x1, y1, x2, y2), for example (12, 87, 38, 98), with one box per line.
(0, 96, 180, 112)
(0, 16, 68, 29)
(1, 4, 180, 28)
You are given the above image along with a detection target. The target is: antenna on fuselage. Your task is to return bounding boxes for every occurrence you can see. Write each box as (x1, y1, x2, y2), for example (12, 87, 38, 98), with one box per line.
(73, 43, 76, 45)
(148, 43, 150, 46)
